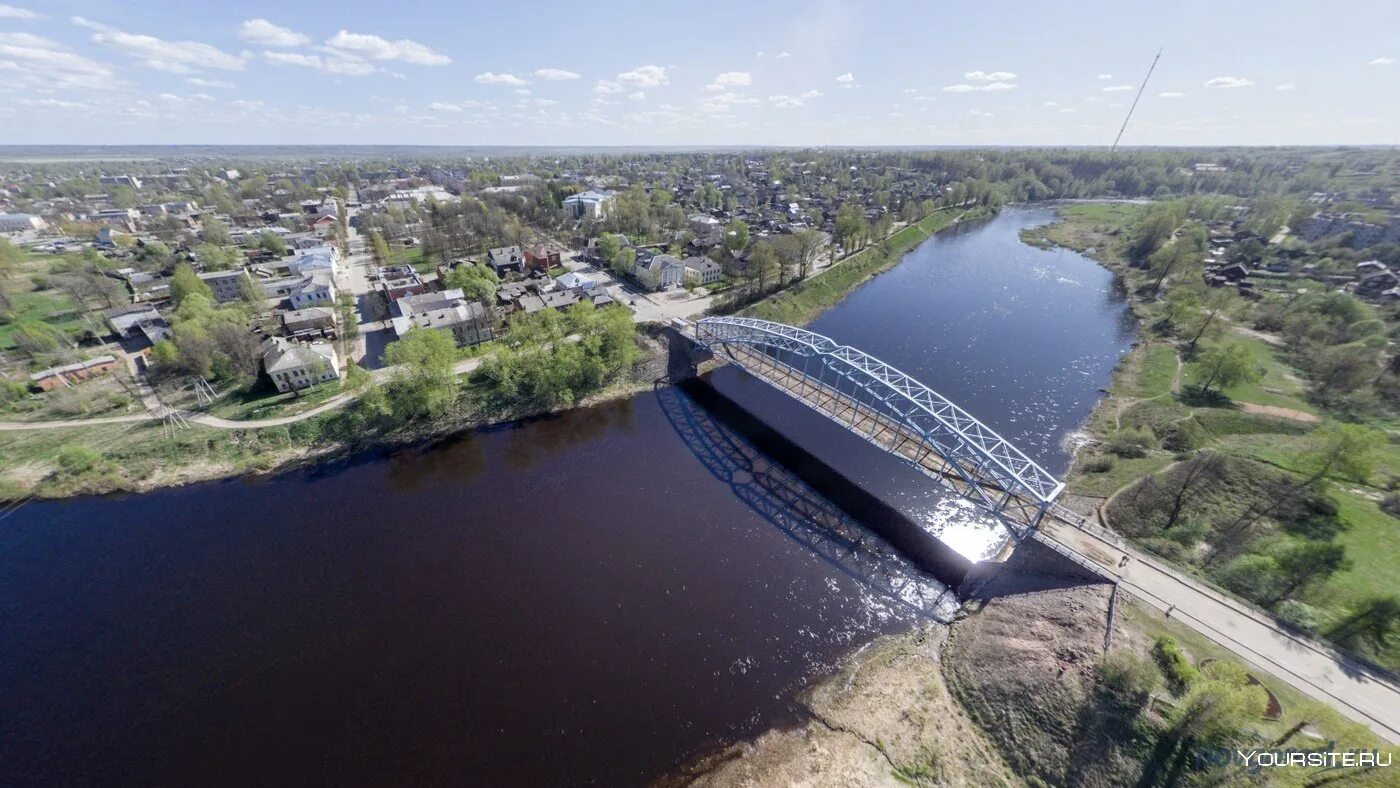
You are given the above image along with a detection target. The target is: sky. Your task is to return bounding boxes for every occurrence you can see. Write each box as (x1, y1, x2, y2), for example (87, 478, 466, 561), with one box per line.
(0, 0, 1397, 147)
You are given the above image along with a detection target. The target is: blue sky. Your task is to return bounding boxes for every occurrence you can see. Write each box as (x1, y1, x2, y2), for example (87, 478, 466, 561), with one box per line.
(0, 0, 1396, 146)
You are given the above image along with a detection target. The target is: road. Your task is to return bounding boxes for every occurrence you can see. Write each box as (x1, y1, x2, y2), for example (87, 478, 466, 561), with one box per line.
(1038, 516, 1400, 743)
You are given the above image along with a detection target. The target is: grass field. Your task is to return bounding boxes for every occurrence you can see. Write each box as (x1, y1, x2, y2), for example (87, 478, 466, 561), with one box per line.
(1184, 333, 1314, 414)
(0, 290, 85, 350)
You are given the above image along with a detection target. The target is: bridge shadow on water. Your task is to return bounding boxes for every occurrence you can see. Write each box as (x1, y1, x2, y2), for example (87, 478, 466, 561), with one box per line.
(656, 379, 967, 623)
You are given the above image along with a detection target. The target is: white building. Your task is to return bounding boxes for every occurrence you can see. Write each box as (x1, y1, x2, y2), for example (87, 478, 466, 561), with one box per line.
(562, 190, 615, 221)
(636, 253, 686, 291)
(262, 336, 340, 392)
(288, 269, 336, 308)
(683, 256, 722, 286)
(557, 271, 596, 291)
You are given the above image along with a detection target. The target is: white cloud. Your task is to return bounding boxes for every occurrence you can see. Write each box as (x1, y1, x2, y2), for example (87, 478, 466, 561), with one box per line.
(835, 72, 855, 83)
(73, 16, 247, 72)
(775, 52, 791, 59)
(188, 92, 213, 101)
(1096, 73, 1113, 80)
(593, 80, 623, 94)
(0, 31, 119, 91)
(942, 81, 1016, 92)
(1043, 100, 1058, 106)
(618, 64, 668, 87)
(964, 70, 1016, 81)
(1102, 84, 1134, 92)
(263, 50, 376, 76)
(714, 71, 751, 86)
(1059, 107, 1077, 113)
(0, 4, 37, 19)
(186, 77, 235, 89)
(428, 101, 462, 112)
(228, 99, 264, 111)
(1369, 56, 1395, 66)
(533, 68, 580, 80)
(628, 91, 645, 101)
(474, 71, 529, 86)
(237, 19, 308, 47)
(325, 30, 450, 66)
(18, 97, 89, 109)
(1203, 76, 1253, 89)
(1157, 91, 1187, 98)
(768, 89, 822, 109)
(1275, 83, 1296, 91)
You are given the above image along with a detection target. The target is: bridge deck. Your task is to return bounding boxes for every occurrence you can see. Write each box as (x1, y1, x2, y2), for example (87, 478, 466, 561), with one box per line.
(721, 343, 1049, 538)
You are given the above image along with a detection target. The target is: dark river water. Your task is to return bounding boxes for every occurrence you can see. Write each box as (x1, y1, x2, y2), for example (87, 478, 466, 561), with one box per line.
(0, 206, 1135, 786)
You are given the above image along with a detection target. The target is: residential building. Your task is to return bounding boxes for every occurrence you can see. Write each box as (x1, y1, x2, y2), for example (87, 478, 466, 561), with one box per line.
(198, 269, 253, 304)
(683, 256, 723, 285)
(557, 271, 595, 290)
(391, 288, 494, 347)
(262, 336, 340, 393)
(486, 245, 525, 276)
(281, 306, 338, 336)
(289, 269, 336, 308)
(103, 303, 163, 339)
(289, 245, 340, 277)
(562, 190, 615, 221)
(377, 265, 430, 301)
(524, 245, 561, 271)
(636, 253, 686, 291)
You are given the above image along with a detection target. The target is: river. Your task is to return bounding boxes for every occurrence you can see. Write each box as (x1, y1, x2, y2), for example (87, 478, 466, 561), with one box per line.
(0, 206, 1135, 785)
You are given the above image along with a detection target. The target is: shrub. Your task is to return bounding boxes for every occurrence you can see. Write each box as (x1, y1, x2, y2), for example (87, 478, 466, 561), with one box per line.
(1105, 427, 1156, 459)
(1276, 600, 1323, 635)
(1099, 650, 1163, 703)
(1082, 455, 1115, 474)
(1216, 554, 1282, 603)
(56, 445, 104, 474)
(1151, 635, 1199, 694)
(1381, 493, 1400, 520)
(1160, 418, 1207, 452)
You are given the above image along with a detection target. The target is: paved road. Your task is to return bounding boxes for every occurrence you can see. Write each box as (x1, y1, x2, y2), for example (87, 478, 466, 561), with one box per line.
(1038, 517, 1400, 743)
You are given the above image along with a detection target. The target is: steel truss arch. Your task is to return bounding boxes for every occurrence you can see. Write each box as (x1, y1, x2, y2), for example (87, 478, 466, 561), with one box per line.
(692, 316, 1064, 540)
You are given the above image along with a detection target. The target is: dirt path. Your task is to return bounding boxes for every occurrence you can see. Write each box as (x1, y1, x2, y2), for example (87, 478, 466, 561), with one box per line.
(1237, 401, 1318, 422)
(1112, 348, 1183, 430)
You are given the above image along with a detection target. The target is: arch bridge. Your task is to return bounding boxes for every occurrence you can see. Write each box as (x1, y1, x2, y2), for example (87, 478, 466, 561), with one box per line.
(687, 316, 1064, 542)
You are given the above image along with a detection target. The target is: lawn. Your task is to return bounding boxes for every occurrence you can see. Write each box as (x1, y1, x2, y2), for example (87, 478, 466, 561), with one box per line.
(1132, 343, 1178, 399)
(200, 378, 346, 421)
(0, 290, 85, 350)
(1183, 334, 1314, 414)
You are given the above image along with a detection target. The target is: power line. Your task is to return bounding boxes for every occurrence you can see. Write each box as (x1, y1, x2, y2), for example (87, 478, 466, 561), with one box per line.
(1111, 48, 1163, 152)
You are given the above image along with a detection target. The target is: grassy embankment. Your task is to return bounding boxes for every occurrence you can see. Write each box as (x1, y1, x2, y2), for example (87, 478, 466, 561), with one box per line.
(1031, 202, 1400, 673)
(740, 207, 983, 326)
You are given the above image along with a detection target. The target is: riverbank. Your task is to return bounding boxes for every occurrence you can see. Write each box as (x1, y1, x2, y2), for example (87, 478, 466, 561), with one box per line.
(0, 331, 670, 502)
(667, 544, 1115, 787)
(739, 206, 991, 327)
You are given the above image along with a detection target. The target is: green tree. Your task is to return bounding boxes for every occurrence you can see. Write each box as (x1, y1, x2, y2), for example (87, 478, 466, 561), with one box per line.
(1296, 423, 1384, 487)
(444, 263, 499, 304)
(201, 216, 233, 245)
(1168, 661, 1268, 747)
(724, 219, 750, 255)
(170, 263, 213, 306)
(259, 231, 289, 256)
(1189, 341, 1260, 398)
(382, 328, 458, 420)
(1327, 595, 1400, 651)
(596, 233, 621, 264)
(1268, 542, 1350, 603)
(1182, 288, 1237, 355)
(834, 204, 866, 257)
(370, 231, 391, 266)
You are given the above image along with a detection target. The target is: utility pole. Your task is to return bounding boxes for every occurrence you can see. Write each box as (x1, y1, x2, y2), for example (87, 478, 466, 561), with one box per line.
(1111, 48, 1163, 152)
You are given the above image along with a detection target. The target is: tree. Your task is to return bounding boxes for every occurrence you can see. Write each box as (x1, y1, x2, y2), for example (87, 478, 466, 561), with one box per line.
(1327, 595, 1400, 651)
(259, 231, 288, 256)
(201, 216, 233, 246)
(170, 263, 213, 306)
(1148, 223, 1207, 295)
(1183, 288, 1237, 356)
(596, 233, 621, 264)
(747, 241, 780, 297)
(611, 247, 636, 276)
(793, 229, 826, 280)
(834, 204, 866, 257)
(724, 219, 750, 255)
(1295, 423, 1383, 487)
(1268, 542, 1349, 603)
(1188, 341, 1259, 399)
(444, 263, 499, 304)
(1160, 452, 1225, 530)
(370, 231, 391, 266)
(382, 328, 459, 420)
(1169, 661, 1268, 747)
(0, 237, 21, 279)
